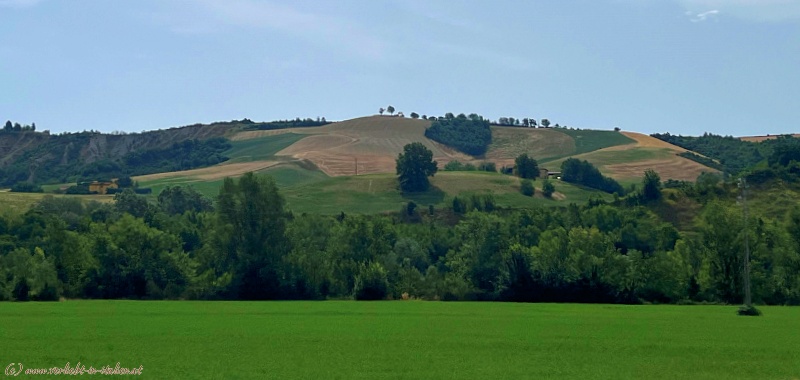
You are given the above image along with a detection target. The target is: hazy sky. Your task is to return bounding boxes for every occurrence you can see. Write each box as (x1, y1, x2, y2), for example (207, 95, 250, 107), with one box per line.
(1, 0, 798, 136)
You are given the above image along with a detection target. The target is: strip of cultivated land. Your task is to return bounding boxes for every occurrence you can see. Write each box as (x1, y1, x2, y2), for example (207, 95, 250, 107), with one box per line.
(2, 301, 798, 379)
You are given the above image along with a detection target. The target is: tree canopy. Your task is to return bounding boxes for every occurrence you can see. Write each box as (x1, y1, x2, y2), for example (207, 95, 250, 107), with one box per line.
(424, 113, 492, 156)
(396, 142, 438, 192)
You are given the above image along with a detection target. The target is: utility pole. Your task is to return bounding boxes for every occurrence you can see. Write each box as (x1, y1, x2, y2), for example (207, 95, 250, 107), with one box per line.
(739, 178, 752, 308)
(355, 158, 358, 176)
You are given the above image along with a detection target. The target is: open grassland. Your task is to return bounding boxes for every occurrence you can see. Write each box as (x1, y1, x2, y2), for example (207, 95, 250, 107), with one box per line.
(0, 190, 113, 215)
(281, 172, 609, 215)
(2, 301, 798, 380)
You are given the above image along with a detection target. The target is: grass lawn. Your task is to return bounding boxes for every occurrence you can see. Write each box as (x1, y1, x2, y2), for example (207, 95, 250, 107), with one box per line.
(1, 301, 797, 379)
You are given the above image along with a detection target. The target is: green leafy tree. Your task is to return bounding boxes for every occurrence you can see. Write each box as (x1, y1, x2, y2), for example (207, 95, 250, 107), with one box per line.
(641, 169, 662, 202)
(4, 120, 12, 132)
(396, 142, 438, 192)
(542, 179, 555, 198)
(387, 105, 395, 115)
(203, 172, 290, 299)
(515, 153, 539, 179)
(541, 119, 551, 128)
(410, 112, 419, 119)
(379, 107, 385, 115)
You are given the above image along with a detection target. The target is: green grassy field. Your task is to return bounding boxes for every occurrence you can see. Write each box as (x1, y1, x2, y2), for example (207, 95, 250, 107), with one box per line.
(280, 172, 610, 215)
(224, 133, 308, 162)
(0, 190, 114, 215)
(554, 128, 636, 156)
(2, 301, 797, 379)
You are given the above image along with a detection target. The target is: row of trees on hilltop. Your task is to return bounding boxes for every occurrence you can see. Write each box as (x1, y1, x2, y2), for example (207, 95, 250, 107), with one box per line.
(2, 170, 800, 304)
(3, 120, 36, 132)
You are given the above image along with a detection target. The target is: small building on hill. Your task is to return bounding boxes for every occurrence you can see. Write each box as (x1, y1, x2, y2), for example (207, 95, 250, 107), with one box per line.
(539, 169, 561, 179)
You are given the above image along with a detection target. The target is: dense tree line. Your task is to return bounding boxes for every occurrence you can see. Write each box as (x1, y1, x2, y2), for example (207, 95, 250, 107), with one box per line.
(2, 120, 36, 132)
(424, 113, 492, 156)
(560, 158, 625, 195)
(0, 137, 231, 186)
(651, 132, 766, 174)
(2, 171, 800, 304)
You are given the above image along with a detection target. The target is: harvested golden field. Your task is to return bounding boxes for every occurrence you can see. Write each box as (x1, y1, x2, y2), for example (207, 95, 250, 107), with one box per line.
(134, 160, 279, 182)
(273, 116, 472, 176)
(739, 133, 800, 143)
(619, 131, 687, 151)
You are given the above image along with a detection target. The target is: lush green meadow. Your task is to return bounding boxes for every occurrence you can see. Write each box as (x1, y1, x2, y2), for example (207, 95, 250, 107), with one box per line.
(1, 301, 797, 379)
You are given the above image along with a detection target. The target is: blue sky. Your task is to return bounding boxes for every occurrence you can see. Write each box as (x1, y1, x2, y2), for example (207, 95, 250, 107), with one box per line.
(1, 0, 798, 136)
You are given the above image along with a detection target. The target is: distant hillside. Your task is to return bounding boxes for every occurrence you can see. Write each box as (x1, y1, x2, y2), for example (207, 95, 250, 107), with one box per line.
(0, 122, 236, 186)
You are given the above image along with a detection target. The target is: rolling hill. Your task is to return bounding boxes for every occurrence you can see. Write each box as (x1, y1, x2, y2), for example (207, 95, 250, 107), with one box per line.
(0, 115, 722, 214)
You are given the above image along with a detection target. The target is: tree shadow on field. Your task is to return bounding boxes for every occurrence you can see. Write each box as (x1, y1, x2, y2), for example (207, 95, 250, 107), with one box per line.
(400, 186, 446, 205)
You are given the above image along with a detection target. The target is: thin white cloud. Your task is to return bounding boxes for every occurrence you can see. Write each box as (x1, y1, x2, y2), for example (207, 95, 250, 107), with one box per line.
(677, 0, 800, 22)
(688, 9, 720, 22)
(0, 0, 41, 8)
(161, 0, 387, 61)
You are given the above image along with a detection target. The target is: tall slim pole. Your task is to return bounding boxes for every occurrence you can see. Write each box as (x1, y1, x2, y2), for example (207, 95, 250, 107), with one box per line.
(740, 178, 752, 307)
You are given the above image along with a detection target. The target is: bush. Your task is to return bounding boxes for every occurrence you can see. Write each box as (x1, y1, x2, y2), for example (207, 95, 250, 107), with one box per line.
(737, 305, 762, 316)
(542, 179, 555, 198)
(134, 188, 153, 195)
(520, 180, 534, 196)
(478, 162, 496, 172)
(10, 182, 43, 193)
(354, 262, 389, 300)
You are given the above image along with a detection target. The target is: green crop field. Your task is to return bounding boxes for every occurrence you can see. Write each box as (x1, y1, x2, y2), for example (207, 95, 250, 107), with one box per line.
(224, 133, 308, 162)
(553, 129, 635, 156)
(2, 301, 797, 379)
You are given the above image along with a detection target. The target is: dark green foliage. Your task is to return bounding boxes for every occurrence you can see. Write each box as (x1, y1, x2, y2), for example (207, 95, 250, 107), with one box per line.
(641, 169, 662, 202)
(768, 136, 800, 167)
(396, 142, 438, 192)
(520, 180, 534, 196)
(353, 262, 389, 300)
(478, 162, 496, 172)
(424, 113, 492, 156)
(158, 186, 213, 215)
(515, 154, 539, 179)
(3, 169, 800, 305)
(560, 158, 624, 195)
(542, 179, 555, 198)
(0, 135, 231, 186)
(737, 305, 762, 316)
(652, 132, 764, 174)
(10, 182, 43, 193)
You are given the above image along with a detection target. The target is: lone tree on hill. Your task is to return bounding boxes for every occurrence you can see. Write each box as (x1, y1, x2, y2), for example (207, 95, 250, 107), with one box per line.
(387, 105, 395, 115)
(379, 107, 385, 115)
(396, 142, 438, 192)
(541, 119, 551, 128)
(515, 153, 539, 179)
